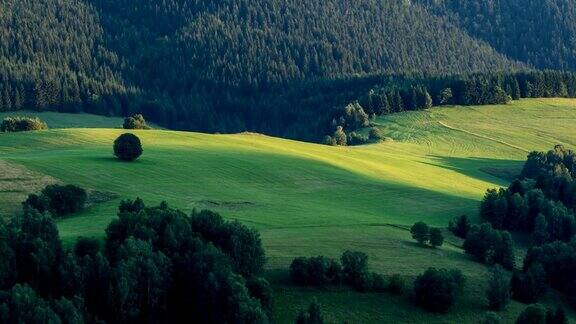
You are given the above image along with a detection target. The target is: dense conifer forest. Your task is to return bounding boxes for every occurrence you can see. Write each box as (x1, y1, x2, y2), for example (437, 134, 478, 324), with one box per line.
(2, 0, 576, 140)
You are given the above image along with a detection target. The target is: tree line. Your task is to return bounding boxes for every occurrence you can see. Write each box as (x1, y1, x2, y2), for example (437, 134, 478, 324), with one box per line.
(4, 0, 576, 144)
(324, 71, 576, 145)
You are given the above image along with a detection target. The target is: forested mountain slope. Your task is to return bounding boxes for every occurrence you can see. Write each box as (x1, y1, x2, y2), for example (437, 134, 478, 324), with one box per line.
(1, 0, 576, 138)
(417, 0, 576, 71)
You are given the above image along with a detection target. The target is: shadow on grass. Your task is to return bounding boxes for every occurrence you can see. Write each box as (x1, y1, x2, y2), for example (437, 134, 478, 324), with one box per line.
(422, 155, 524, 185)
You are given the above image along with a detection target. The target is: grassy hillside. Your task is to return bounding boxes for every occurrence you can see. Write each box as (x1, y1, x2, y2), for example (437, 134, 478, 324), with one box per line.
(1, 98, 576, 322)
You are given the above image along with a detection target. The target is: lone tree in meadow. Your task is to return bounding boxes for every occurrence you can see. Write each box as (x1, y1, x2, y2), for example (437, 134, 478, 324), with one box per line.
(411, 222, 430, 245)
(114, 133, 143, 161)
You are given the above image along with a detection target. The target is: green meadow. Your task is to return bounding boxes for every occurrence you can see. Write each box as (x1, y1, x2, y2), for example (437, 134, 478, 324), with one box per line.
(1, 98, 576, 322)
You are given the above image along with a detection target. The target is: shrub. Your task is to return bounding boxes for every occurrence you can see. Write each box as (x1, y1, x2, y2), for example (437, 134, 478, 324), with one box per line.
(448, 215, 470, 238)
(114, 133, 143, 161)
(347, 132, 369, 146)
(289, 256, 341, 286)
(323, 135, 336, 146)
(487, 265, 511, 311)
(388, 274, 405, 295)
(24, 184, 87, 217)
(410, 222, 430, 245)
(1, 116, 47, 132)
(413, 268, 465, 313)
(516, 304, 547, 324)
(123, 114, 150, 130)
(429, 228, 444, 248)
(368, 127, 383, 141)
(42, 184, 87, 216)
(341, 250, 368, 284)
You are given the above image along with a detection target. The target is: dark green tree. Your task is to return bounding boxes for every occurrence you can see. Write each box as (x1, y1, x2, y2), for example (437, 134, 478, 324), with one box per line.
(487, 265, 511, 311)
(411, 222, 430, 245)
(114, 133, 143, 161)
(429, 228, 444, 248)
(413, 268, 465, 313)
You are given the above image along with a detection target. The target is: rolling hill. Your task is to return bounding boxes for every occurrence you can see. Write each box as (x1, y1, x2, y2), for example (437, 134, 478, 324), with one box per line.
(1, 98, 576, 322)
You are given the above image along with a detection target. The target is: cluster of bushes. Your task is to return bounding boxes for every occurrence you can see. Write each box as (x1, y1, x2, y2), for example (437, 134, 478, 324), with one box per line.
(0, 199, 272, 323)
(289, 251, 402, 294)
(413, 268, 465, 313)
(1, 116, 47, 132)
(324, 102, 371, 146)
(23, 184, 87, 217)
(463, 223, 515, 270)
(410, 222, 444, 247)
(123, 114, 150, 130)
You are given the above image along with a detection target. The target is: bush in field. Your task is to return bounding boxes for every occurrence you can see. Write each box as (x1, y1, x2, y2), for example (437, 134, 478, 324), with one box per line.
(413, 268, 465, 313)
(24, 184, 87, 217)
(289, 250, 387, 293)
(1, 116, 48, 132)
(429, 228, 444, 248)
(448, 215, 471, 238)
(41, 184, 87, 216)
(411, 222, 430, 245)
(289, 256, 341, 286)
(123, 114, 150, 130)
(114, 133, 143, 161)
